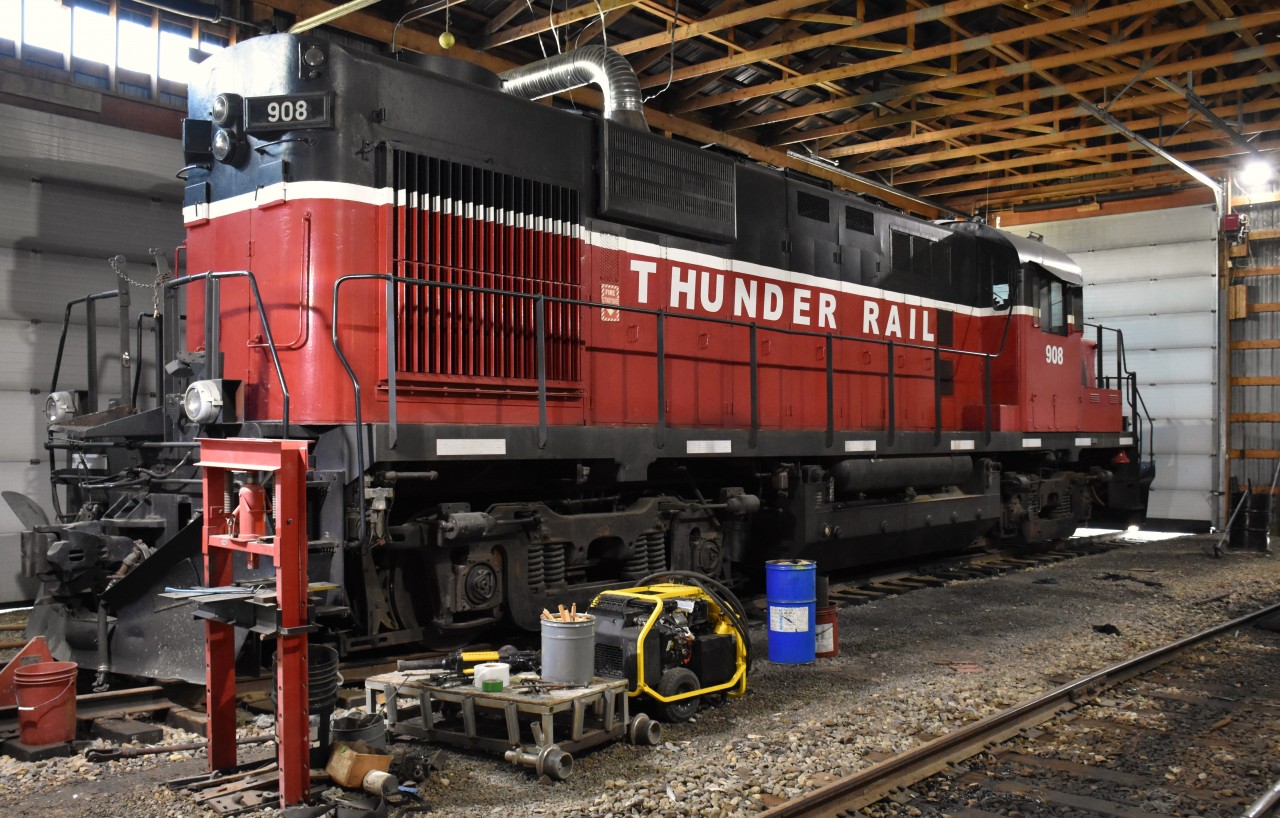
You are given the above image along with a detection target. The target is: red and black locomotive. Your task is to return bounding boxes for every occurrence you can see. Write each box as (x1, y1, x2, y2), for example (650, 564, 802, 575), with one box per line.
(19, 34, 1152, 683)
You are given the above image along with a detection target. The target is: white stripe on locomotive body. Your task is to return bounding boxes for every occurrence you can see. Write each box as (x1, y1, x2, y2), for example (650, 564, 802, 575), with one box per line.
(1075, 437, 1094, 446)
(184, 181, 1045, 323)
(1022, 438, 1042, 448)
(844, 440, 877, 453)
(687, 440, 733, 454)
(437, 439, 507, 456)
(950, 440, 975, 451)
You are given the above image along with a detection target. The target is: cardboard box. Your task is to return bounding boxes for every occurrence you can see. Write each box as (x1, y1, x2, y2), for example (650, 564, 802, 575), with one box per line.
(326, 741, 391, 788)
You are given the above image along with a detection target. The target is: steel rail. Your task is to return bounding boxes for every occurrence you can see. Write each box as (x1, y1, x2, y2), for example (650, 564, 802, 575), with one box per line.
(760, 599, 1280, 818)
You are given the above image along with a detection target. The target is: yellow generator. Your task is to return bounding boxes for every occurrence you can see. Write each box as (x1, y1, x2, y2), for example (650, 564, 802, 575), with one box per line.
(588, 578, 751, 721)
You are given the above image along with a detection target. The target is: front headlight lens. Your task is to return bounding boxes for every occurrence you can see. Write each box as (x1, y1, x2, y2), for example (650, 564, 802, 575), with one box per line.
(183, 380, 224, 424)
(211, 128, 236, 162)
(45, 391, 78, 423)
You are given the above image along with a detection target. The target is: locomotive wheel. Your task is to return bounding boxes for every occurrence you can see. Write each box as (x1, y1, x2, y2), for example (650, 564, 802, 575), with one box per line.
(655, 667, 701, 722)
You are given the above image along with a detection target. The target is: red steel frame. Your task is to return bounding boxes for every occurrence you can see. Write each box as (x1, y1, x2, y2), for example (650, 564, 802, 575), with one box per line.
(199, 438, 310, 806)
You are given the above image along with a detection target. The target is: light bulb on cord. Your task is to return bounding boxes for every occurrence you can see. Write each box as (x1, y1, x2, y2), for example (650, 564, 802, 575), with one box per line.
(1241, 157, 1273, 189)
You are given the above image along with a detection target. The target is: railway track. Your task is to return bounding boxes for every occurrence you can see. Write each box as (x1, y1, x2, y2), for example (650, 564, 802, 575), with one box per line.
(758, 599, 1280, 818)
(766, 532, 1124, 613)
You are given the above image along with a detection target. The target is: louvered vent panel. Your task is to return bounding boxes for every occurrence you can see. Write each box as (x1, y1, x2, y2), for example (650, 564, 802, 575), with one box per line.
(391, 149, 581, 382)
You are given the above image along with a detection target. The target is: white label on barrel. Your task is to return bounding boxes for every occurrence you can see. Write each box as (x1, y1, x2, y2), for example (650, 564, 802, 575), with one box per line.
(816, 623, 834, 653)
(770, 605, 808, 633)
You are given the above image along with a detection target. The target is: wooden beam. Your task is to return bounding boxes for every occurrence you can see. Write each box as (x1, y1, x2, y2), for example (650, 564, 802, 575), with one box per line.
(836, 90, 1280, 172)
(814, 62, 1280, 159)
(1228, 450, 1280, 459)
(1249, 303, 1280, 313)
(913, 135, 1280, 198)
(481, 0, 640, 50)
(639, 0, 1008, 89)
(991, 187, 1214, 225)
(1232, 377, 1280, 386)
(675, 0, 1196, 112)
(1250, 228, 1280, 241)
(1231, 340, 1280, 350)
(891, 106, 1280, 186)
(1230, 414, 1280, 422)
(611, 0, 828, 55)
(1231, 267, 1280, 279)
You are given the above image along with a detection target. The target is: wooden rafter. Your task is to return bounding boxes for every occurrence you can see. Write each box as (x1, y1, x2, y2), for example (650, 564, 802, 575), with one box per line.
(675, 0, 1195, 113)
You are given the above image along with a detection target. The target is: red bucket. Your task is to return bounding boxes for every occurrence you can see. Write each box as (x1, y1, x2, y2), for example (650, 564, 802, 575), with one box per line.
(815, 604, 839, 658)
(15, 661, 78, 745)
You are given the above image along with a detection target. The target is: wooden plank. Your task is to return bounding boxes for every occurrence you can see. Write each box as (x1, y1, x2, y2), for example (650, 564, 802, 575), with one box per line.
(1230, 284, 1249, 319)
(481, 0, 639, 50)
(1227, 450, 1280, 459)
(1231, 267, 1280, 279)
(1249, 302, 1280, 313)
(986, 780, 1177, 818)
(1231, 340, 1280, 350)
(678, 5, 1276, 114)
(611, 0, 831, 55)
(644, 0, 1009, 88)
(1232, 376, 1280, 386)
(680, 0, 1187, 112)
(1251, 228, 1280, 241)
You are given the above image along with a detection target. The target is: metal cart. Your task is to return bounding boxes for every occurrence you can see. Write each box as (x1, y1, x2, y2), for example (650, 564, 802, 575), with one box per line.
(363, 671, 661, 780)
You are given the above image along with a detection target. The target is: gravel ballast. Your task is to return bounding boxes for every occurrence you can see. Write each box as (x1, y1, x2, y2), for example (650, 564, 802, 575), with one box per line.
(0, 535, 1275, 818)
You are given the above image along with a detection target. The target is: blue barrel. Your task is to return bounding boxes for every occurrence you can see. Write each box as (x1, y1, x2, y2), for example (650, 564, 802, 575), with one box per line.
(766, 559, 816, 664)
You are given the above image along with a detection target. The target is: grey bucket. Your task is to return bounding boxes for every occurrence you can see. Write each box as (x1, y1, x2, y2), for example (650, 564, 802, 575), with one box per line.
(332, 711, 387, 751)
(540, 615, 596, 685)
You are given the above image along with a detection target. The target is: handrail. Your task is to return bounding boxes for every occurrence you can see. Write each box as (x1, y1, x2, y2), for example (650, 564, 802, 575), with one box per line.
(51, 290, 119, 413)
(1085, 321, 1154, 462)
(164, 271, 292, 436)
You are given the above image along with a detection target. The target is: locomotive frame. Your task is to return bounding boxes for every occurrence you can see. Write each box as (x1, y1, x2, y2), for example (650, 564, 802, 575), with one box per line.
(19, 34, 1154, 684)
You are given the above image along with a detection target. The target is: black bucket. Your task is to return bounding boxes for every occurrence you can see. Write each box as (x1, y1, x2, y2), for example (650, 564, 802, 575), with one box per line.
(273, 644, 342, 765)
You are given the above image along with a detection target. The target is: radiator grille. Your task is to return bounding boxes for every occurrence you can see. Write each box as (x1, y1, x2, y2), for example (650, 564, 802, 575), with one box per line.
(797, 191, 830, 223)
(390, 150, 581, 382)
(599, 122, 737, 242)
(845, 206, 875, 234)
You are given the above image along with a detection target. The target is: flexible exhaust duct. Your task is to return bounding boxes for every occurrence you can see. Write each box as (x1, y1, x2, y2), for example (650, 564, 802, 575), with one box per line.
(499, 46, 648, 131)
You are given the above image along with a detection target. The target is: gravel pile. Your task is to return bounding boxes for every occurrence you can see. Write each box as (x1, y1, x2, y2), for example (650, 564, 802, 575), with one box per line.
(0, 535, 1275, 818)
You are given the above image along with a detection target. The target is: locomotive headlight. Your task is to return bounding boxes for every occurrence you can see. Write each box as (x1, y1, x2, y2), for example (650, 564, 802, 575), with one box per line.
(183, 380, 224, 424)
(45, 391, 79, 423)
(210, 93, 240, 126)
(211, 128, 241, 164)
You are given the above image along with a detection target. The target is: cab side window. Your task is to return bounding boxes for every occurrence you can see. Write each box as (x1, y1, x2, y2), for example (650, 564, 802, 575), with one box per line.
(1036, 277, 1067, 336)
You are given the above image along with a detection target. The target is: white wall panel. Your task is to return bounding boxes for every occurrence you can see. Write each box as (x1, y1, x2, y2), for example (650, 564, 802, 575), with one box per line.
(1071, 240, 1218, 284)
(1148, 489, 1217, 523)
(1084, 277, 1217, 320)
(1099, 313, 1216, 352)
(1151, 419, 1215, 455)
(0, 246, 136, 323)
(1122, 348, 1214, 385)
(1020, 205, 1219, 524)
(0, 172, 182, 261)
(0, 103, 181, 198)
(0, 107, 182, 602)
(1012, 204, 1217, 252)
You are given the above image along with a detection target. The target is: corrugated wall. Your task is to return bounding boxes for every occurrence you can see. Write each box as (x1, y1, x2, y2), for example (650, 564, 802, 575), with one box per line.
(0, 103, 183, 602)
(1230, 201, 1280, 497)
(1013, 205, 1220, 526)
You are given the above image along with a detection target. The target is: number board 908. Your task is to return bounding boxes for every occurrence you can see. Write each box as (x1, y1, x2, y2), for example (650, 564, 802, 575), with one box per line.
(245, 93, 332, 132)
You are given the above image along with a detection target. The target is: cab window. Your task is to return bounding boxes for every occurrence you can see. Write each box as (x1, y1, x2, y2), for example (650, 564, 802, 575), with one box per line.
(1034, 275, 1068, 336)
